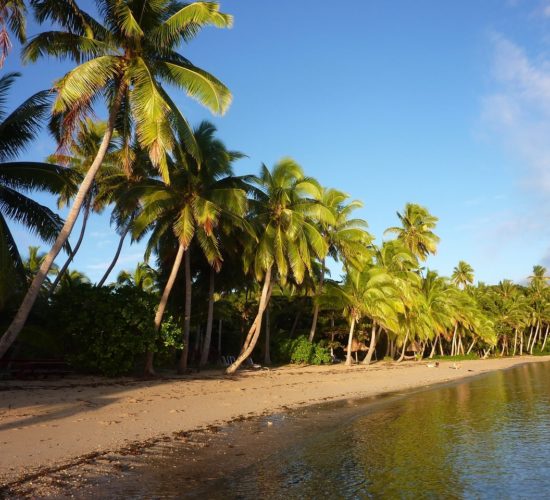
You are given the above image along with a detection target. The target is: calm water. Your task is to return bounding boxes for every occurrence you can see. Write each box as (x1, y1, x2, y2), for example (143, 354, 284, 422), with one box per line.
(192, 362, 550, 499)
(99, 362, 550, 499)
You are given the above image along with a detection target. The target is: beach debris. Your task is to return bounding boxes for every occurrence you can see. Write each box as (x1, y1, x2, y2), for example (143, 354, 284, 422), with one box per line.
(450, 363, 461, 370)
(426, 362, 439, 368)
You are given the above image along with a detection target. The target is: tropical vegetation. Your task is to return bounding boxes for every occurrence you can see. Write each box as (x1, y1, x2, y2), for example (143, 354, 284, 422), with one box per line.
(1, 0, 549, 377)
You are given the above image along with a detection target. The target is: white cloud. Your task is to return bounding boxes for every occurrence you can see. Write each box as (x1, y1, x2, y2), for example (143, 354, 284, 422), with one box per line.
(481, 33, 550, 193)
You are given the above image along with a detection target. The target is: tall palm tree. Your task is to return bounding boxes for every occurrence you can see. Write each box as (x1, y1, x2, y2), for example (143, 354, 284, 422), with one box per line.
(1, 0, 233, 358)
(0, 73, 74, 311)
(308, 188, 372, 342)
(0, 0, 26, 67)
(133, 121, 247, 373)
(225, 159, 331, 374)
(451, 261, 474, 289)
(385, 203, 440, 261)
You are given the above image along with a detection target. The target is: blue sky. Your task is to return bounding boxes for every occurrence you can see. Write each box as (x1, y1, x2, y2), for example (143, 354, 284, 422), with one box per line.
(5, 0, 550, 284)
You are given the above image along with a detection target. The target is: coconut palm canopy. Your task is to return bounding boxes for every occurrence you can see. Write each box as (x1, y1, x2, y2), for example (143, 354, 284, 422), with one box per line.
(1, 1, 549, 375)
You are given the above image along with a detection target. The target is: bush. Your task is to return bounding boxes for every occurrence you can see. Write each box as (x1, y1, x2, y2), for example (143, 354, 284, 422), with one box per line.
(273, 334, 332, 365)
(51, 284, 160, 376)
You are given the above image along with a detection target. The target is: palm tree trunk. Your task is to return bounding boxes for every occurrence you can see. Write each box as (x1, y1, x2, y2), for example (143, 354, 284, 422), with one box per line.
(429, 334, 439, 359)
(526, 325, 534, 353)
(520, 330, 524, 355)
(529, 322, 540, 355)
(290, 309, 301, 337)
(512, 328, 518, 356)
(345, 317, 356, 366)
(541, 324, 549, 352)
(0, 89, 123, 359)
(178, 249, 192, 373)
(264, 304, 271, 365)
(217, 319, 222, 355)
(451, 323, 458, 356)
(97, 221, 131, 287)
(458, 336, 465, 355)
(226, 267, 274, 375)
(144, 242, 185, 376)
(397, 330, 410, 363)
(308, 258, 325, 342)
(199, 267, 216, 367)
(467, 338, 477, 355)
(362, 324, 378, 365)
(49, 193, 92, 295)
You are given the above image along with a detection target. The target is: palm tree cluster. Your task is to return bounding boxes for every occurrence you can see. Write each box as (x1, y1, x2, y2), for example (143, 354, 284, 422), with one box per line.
(1, 1, 549, 374)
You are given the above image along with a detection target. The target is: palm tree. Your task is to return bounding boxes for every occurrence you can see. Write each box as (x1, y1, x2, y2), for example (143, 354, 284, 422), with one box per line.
(24, 245, 58, 283)
(385, 203, 440, 261)
(0, 73, 74, 312)
(133, 121, 247, 373)
(1, 0, 233, 358)
(322, 265, 400, 366)
(308, 188, 372, 342)
(422, 270, 455, 358)
(58, 268, 90, 291)
(451, 261, 474, 289)
(116, 262, 157, 293)
(225, 159, 331, 374)
(0, 0, 26, 67)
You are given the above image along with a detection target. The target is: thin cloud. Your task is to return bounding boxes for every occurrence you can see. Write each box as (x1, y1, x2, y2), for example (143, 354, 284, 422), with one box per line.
(481, 33, 550, 193)
(86, 252, 143, 271)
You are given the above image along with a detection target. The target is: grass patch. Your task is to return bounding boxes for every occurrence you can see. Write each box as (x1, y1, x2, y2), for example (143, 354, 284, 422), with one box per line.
(431, 353, 479, 361)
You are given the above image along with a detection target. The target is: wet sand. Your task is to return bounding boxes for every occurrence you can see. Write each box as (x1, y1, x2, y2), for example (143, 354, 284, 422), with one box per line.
(1, 356, 548, 494)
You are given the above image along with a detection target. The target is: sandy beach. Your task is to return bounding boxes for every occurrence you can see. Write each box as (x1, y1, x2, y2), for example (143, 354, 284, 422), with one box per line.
(1, 356, 549, 489)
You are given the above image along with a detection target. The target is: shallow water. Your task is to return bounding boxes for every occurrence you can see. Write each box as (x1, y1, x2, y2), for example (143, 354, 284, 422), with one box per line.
(190, 362, 550, 499)
(93, 362, 550, 499)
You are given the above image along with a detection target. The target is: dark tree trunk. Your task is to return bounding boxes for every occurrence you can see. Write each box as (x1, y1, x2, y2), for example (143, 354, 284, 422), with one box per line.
(200, 268, 216, 367)
(97, 221, 131, 287)
(178, 249, 192, 373)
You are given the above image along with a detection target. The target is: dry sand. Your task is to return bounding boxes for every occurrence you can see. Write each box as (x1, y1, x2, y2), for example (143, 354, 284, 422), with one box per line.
(1, 356, 549, 487)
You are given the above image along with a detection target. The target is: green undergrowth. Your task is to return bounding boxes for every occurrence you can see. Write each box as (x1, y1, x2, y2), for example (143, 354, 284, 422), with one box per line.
(431, 353, 479, 361)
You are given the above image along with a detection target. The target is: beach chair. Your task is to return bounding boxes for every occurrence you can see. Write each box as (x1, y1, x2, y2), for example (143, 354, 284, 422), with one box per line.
(244, 357, 262, 370)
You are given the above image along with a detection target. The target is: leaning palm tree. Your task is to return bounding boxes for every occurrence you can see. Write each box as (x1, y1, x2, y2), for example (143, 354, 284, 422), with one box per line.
(132, 121, 247, 373)
(385, 203, 440, 261)
(225, 159, 331, 374)
(1, 0, 233, 358)
(0, 73, 74, 311)
(0, 0, 26, 67)
(308, 188, 372, 342)
(48, 118, 120, 294)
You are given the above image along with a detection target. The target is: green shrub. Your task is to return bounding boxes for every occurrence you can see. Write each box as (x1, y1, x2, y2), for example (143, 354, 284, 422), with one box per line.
(273, 334, 331, 365)
(51, 284, 161, 376)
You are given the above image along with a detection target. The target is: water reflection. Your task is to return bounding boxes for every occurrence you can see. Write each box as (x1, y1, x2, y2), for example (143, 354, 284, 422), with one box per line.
(203, 362, 550, 499)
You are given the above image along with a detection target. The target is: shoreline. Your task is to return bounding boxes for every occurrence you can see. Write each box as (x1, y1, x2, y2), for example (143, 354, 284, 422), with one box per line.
(1, 355, 549, 490)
